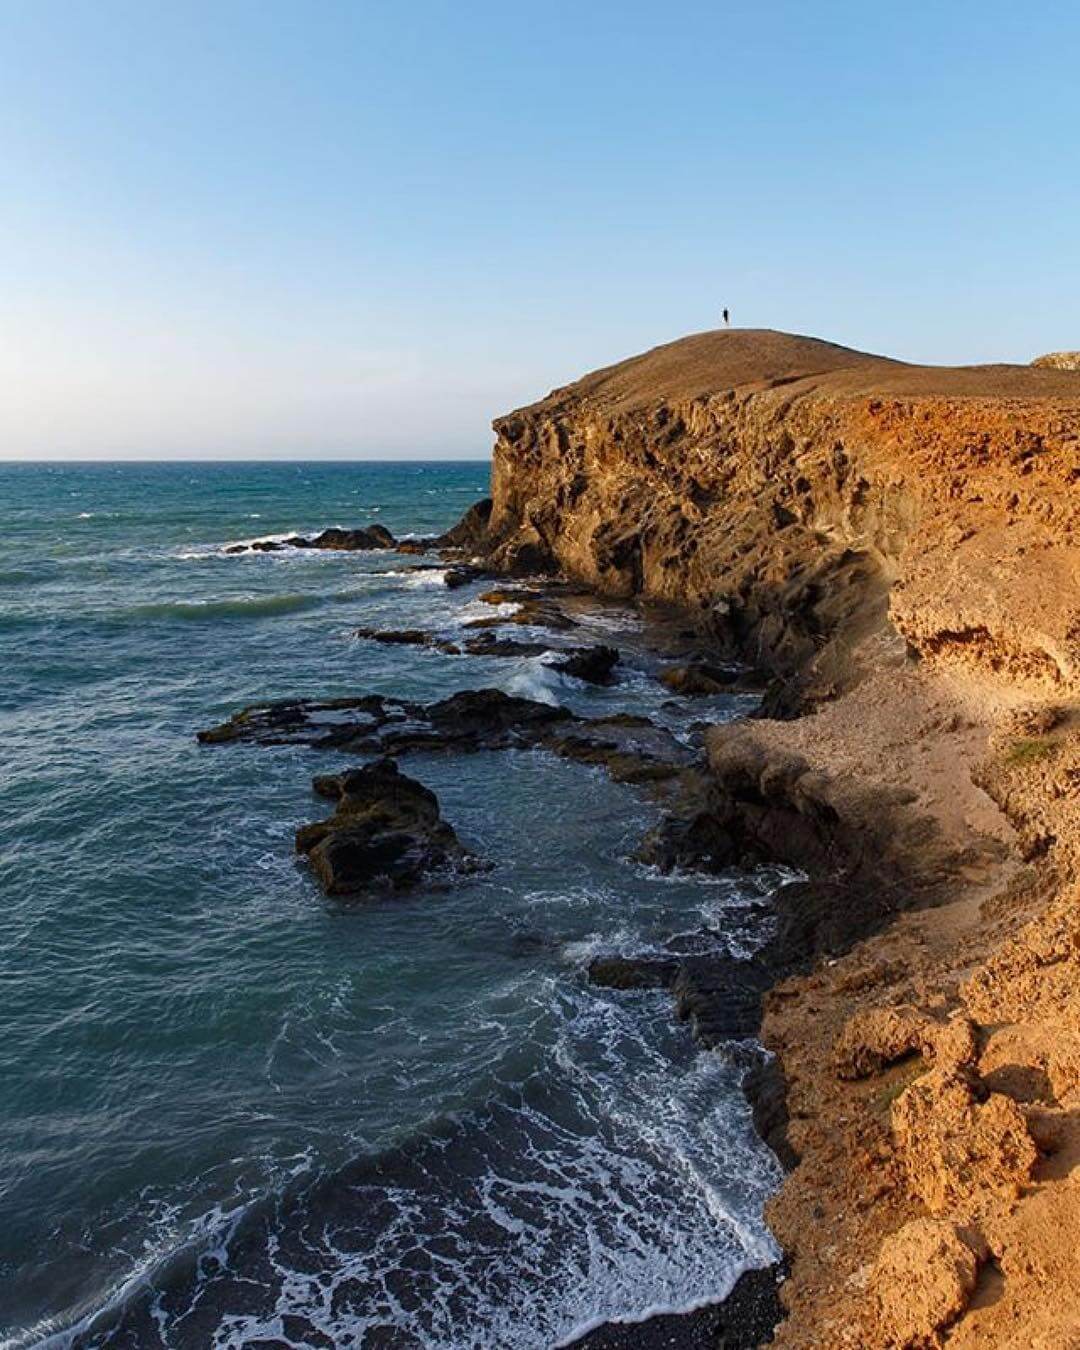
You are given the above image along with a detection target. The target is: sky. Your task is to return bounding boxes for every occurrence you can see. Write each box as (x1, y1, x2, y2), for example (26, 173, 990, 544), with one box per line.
(1, 1, 1077, 460)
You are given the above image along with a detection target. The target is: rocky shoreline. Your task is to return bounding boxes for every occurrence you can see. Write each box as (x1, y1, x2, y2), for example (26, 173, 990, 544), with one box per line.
(467, 329, 1079, 1348)
(202, 328, 1079, 1346)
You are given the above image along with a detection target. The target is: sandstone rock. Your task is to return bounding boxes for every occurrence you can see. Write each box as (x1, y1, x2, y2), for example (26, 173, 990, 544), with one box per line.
(866, 1218, 979, 1348)
(431, 496, 492, 551)
(1031, 350, 1080, 370)
(890, 1067, 1038, 1216)
(833, 1006, 929, 1080)
(295, 758, 483, 898)
(484, 329, 1079, 701)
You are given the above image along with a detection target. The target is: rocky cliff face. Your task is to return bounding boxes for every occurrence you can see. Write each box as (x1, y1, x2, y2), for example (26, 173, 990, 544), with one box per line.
(482, 331, 1080, 1348)
(487, 330, 1078, 709)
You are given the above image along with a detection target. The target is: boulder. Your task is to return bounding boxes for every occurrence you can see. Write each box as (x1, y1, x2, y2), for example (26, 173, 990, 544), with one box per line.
(295, 758, 482, 898)
(587, 955, 679, 990)
(551, 645, 620, 685)
(659, 661, 745, 695)
(866, 1219, 980, 1348)
(891, 1067, 1039, 1217)
(230, 524, 396, 553)
(304, 525, 396, 550)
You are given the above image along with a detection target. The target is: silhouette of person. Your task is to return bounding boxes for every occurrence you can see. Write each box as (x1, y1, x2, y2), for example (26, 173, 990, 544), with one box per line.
(722, 308, 730, 326)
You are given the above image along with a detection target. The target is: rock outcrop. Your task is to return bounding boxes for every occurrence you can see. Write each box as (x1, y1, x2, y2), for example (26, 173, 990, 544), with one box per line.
(1031, 350, 1080, 371)
(481, 328, 1078, 711)
(199, 688, 695, 785)
(226, 524, 396, 553)
(295, 758, 483, 898)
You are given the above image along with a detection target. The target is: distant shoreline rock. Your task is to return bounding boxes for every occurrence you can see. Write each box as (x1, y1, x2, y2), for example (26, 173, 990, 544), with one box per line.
(225, 524, 396, 554)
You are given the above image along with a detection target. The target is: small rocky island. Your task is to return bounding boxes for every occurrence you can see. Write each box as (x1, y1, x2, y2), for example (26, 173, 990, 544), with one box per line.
(201, 330, 1080, 1348)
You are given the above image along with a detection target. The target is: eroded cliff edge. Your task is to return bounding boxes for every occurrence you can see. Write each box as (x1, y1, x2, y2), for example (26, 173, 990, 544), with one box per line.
(482, 330, 1080, 1347)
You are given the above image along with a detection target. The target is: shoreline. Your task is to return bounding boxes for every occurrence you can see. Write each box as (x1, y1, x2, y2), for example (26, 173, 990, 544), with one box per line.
(467, 328, 1080, 1346)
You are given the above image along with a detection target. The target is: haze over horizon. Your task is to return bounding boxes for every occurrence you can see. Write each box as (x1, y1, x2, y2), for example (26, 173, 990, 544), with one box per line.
(2, 0, 1077, 461)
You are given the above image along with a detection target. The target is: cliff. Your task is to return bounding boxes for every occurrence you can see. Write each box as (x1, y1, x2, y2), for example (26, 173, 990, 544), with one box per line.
(488, 329, 1077, 710)
(484, 331, 1080, 1347)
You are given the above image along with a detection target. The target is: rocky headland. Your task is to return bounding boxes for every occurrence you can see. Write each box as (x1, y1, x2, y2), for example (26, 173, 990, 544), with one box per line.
(199, 327, 1078, 1346)
(470, 330, 1079, 1346)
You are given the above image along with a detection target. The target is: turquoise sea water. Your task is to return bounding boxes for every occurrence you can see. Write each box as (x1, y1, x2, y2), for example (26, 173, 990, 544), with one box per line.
(0, 462, 780, 1348)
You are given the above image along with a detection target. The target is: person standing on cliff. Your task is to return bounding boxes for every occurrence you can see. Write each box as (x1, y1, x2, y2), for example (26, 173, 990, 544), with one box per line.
(722, 307, 730, 326)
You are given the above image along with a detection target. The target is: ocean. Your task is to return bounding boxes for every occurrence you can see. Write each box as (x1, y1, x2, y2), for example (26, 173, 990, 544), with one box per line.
(0, 461, 780, 1348)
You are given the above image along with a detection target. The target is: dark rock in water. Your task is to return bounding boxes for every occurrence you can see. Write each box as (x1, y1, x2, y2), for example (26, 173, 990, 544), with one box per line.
(551, 644, 620, 685)
(353, 626, 462, 654)
(461, 632, 551, 658)
(659, 661, 764, 695)
(198, 688, 695, 785)
(587, 955, 679, 990)
(670, 956, 774, 1047)
(295, 757, 484, 898)
(229, 525, 396, 554)
(634, 782, 741, 872)
(743, 1055, 799, 1172)
(394, 539, 428, 555)
(444, 564, 490, 589)
(431, 496, 493, 552)
(464, 595, 578, 631)
(304, 525, 396, 550)
(408, 688, 569, 752)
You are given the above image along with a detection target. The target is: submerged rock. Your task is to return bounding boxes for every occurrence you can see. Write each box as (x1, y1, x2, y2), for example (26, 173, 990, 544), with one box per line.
(296, 757, 483, 898)
(198, 688, 695, 783)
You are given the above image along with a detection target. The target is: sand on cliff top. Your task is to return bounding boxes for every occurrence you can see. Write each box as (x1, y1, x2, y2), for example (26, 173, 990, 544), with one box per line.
(520, 328, 1080, 417)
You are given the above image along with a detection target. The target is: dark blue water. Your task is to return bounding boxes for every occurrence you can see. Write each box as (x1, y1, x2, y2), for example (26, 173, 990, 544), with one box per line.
(0, 462, 780, 1348)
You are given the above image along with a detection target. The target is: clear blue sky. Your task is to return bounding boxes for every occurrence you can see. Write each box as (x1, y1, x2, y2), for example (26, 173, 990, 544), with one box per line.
(1, 0, 1076, 458)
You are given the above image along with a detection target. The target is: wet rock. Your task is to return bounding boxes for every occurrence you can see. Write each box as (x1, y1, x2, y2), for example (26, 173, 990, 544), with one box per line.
(431, 497, 493, 552)
(550, 644, 620, 685)
(402, 688, 570, 752)
(464, 596, 578, 631)
(543, 713, 695, 784)
(743, 1055, 799, 1171)
(230, 525, 396, 553)
(304, 525, 396, 550)
(444, 564, 490, 589)
(295, 758, 483, 898)
(670, 956, 774, 1047)
(659, 661, 750, 695)
(587, 955, 680, 990)
(353, 626, 461, 654)
(461, 632, 550, 658)
(199, 689, 694, 785)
